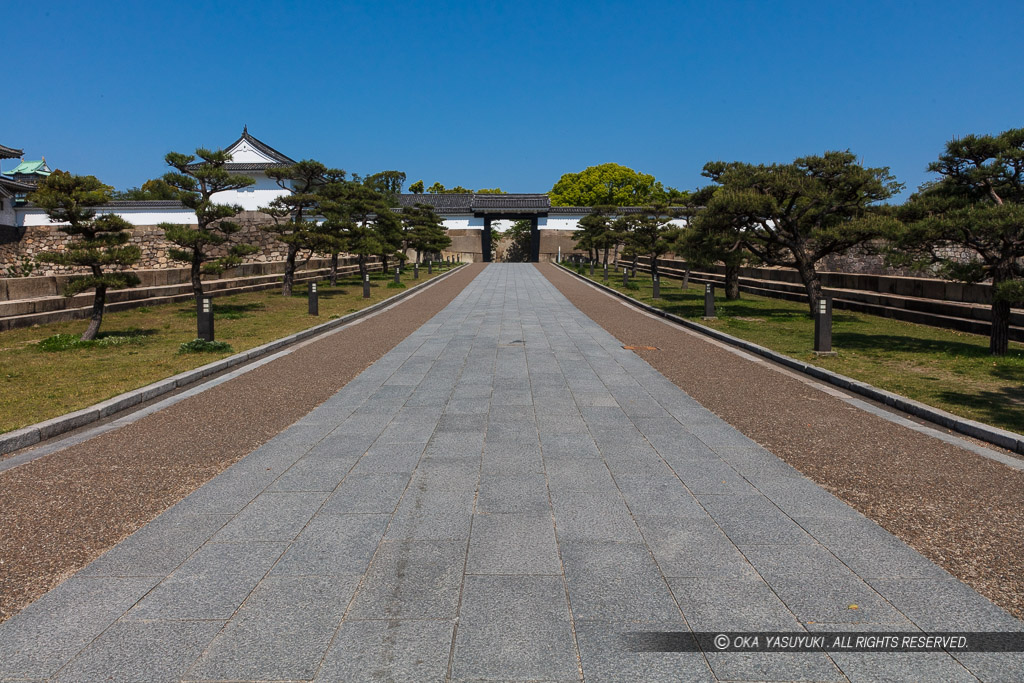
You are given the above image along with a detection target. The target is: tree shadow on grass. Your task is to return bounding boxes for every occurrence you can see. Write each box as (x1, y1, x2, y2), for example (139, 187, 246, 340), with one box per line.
(176, 302, 267, 319)
(935, 385, 1024, 435)
(830, 332, 1003, 359)
(96, 328, 157, 340)
(316, 288, 350, 298)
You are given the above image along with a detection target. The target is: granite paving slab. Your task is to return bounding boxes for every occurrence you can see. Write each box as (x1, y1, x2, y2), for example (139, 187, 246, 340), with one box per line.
(1, 264, 1020, 681)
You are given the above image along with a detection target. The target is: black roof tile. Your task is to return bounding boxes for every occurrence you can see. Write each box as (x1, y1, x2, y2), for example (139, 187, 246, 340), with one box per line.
(397, 193, 552, 213)
(0, 144, 23, 159)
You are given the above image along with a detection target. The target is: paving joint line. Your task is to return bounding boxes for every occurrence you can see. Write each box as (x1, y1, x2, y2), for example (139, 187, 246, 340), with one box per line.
(554, 263, 1024, 464)
(0, 265, 466, 466)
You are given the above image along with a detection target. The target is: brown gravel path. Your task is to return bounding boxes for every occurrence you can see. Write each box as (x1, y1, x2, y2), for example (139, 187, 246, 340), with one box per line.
(0, 264, 483, 624)
(541, 263, 1024, 619)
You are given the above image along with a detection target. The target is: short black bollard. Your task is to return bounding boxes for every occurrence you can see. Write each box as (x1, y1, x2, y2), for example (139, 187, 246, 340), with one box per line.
(363, 273, 371, 298)
(603, 263, 608, 283)
(428, 260, 433, 274)
(308, 281, 319, 316)
(622, 268, 629, 287)
(413, 263, 419, 279)
(197, 296, 214, 341)
(590, 260, 595, 276)
(652, 275, 660, 299)
(394, 266, 401, 284)
(814, 295, 836, 355)
(704, 283, 716, 318)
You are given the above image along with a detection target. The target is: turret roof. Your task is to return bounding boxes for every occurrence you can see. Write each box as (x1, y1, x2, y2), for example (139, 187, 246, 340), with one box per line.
(0, 144, 23, 159)
(222, 126, 296, 170)
(2, 159, 51, 177)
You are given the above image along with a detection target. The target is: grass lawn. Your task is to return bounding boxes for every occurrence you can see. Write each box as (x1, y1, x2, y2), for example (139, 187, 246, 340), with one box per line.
(569, 265, 1024, 435)
(0, 265, 455, 434)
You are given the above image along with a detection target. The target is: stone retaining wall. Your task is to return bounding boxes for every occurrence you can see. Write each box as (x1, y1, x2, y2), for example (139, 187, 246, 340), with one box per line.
(820, 241, 982, 277)
(1, 211, 292, 277)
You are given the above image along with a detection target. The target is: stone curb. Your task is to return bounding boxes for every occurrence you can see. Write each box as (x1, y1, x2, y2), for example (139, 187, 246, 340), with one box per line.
(0, 266, 465, 456)
(557, 264, 1024, 456)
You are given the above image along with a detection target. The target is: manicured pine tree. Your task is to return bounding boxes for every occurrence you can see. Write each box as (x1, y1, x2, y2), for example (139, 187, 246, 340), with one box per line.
(695, 152, 901, 314)
(31, 171, 141, 341)
(402, 203, 450, 264)
(362, 172, 406, 272)
(626, 204, 681, 283)
(159, 148, 258, 302)
(892, 128, 1024, 355)
(262, 160, 344, 296)
(685, 184, 749, 299)
(611, 214, 640, 274)
(573, 206, 616, 264)
(317, 180, 391, 282)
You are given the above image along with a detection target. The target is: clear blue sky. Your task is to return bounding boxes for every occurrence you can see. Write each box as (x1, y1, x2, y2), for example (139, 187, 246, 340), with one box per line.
(3, 0, 1021, 201)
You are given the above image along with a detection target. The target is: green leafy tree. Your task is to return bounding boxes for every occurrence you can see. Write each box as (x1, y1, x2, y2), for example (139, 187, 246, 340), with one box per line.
(503, 219, 533, 262)
(549, 163, 679, 207)
(891, 129, 1024, 355)
(364, 170, 407, 200)
(409, 179, 425, 194)
(30, 171, 141, 340)
(476, 187, 506, 194)
(490, 227, 501, 261)
(262, 160, 344, 296)
(160, 148, 258, 302)
(427, 182, 472, 194)
(403, 203, 451, 263)
(697, 152, 901, 314)
(113, 178, 183, 201)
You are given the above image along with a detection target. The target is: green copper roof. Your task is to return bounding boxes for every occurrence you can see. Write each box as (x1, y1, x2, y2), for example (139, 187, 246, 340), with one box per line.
(1, 159, 50, 176)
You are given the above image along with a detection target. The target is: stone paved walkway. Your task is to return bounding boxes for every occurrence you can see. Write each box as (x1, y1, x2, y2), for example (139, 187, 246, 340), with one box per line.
(1, 264, 1020, 682)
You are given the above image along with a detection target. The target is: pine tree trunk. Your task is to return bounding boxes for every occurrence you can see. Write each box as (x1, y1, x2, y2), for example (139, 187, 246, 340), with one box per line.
(381, 254, 388, 275)
(725, 262, 741, 300)
(282, 243, 299, 297)
(991, 299, 1010, 355)
(990, 273, 1012, 355)
(682, 264, 691, 290)
(631, 253, 637, 276)
(797, 261, 823, 315)
(330, 253, 339, 286)
(650, 255, 659, 282)
(358, 256, 367, 281)
(603, 247, 609, 266)
(81, 284, 106, 341)
(190, 252, 204, 302)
